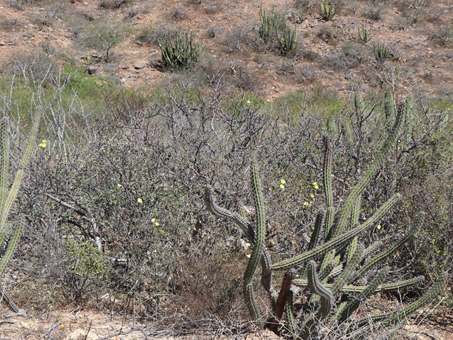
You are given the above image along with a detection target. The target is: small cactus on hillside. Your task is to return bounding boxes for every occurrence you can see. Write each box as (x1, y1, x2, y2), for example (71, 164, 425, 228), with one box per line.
(158, 31, 201, 70)
(358, 24, 372, 43)
(374, 42, 390, 65)
(259, 5, 281, 44)
(320, 1, 336, 21)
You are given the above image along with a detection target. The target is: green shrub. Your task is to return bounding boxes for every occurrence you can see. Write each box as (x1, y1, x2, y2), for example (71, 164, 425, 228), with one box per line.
(83, 23, 128, 62)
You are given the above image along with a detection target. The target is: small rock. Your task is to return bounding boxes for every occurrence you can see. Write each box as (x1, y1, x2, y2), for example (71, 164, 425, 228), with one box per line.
(0, 41, 6, 46)
(83, 2, 88, 5)
(86, 65, 98, 75)
(133, 60, 148, 69)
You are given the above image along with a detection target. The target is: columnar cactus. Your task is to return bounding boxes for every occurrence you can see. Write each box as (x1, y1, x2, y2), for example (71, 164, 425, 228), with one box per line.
(0, 109, 41, 315)
(204, 96, 447, 338)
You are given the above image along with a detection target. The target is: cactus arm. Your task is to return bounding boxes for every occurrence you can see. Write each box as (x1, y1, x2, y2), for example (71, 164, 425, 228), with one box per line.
(243, 160, 266, 321)
(327, 263, 343, 279)
(332, 104, 404, 239)
(354, 93, 365, 124)
(300, 261, 334, 339)
(380, 273, 448, 328)
(323, 136, 333, 208)
(204, 186, 276, 306)
(310, 259, 336, 304)
(353, 216, 422, 282)
(361, 240, 384, 260)
(273, 193, 401, 271)
(323, 136, 335, 238)
(0, 119, 9, 213)
(337, 267, 389, 323)
(204, 186, 255, 240)
(308, 212, 324, 251)
(0, 218, 24, 277)
(0, 109, 41, 234)
(285, 290, 298, 336)
(309, 261, 334, 319)
(294, 276, 424, 294)
(331, 245, 364, 296)
(385, 91, 395, 131)
(352, 273, 448, 331)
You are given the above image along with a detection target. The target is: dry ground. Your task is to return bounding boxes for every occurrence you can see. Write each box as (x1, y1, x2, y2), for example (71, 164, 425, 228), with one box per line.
(0, 0, 451, 100)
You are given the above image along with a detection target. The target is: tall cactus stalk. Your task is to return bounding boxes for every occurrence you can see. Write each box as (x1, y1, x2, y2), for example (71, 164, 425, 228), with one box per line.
(0, 108, 41, 315)
(204, 95, 447, 335)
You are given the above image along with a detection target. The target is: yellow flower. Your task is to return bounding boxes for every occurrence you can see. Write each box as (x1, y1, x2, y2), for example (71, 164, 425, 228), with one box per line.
(155, 222, 159, 226)
(303, 202, 309, 206)
(312, 182, 319, 190)
(280, 184, 285, 190)
(137, 198, 143, 204)
(377, 225, 382, 230)
(117, 183, 122, 188)
(246, 254, 251, 258)
(247, 100, 251, 104)
(281, 179, 286, 184)
(39, 140, 47, 149)
(246, 243, 251, 247)
(310, 193, 315, 198)
(60, 324, 64, 329)
(151, 218, 156, 223)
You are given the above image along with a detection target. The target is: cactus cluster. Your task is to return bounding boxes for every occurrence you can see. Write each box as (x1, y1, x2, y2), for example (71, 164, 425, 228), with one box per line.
(374, 43, 390, 65)
(158, 31, 201, 70)
(259, 6, 281, 44)
(358, 24, 372, 43)
(320, 1, 336, 21)
(276, 25, 297, 56)
(259, 6, 297, 55)
(204, 97, 447, 338)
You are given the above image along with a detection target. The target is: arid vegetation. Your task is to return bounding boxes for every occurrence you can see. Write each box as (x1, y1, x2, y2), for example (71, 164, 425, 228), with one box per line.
(0, 0, 451, 339)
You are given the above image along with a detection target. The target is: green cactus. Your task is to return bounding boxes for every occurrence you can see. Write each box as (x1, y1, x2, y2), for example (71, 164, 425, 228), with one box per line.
(204, 94, 446, 335)
(243, 158, 267, 321)
(294, 275, 425, 294)
(358, 24, 372, 43)
(351, 273, 448, 333)
(276, 24, 297, 56)
(0, 109, 41, 314)
(320, 1, 336, 21)
(158, 31, 201, 70)
(259, 5, 281, 44)
(384, 90, 395, 132)
(337, 267, 389, 322)
(374, 42, 390, 65)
